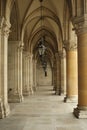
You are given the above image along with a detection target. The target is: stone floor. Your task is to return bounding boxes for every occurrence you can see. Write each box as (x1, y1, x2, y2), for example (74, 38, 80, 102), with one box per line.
(0, 86, 87, 130)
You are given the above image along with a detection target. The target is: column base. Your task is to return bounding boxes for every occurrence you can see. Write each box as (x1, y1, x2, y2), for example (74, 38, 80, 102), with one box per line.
(0, 99, 5, 118)
(0, 99, 10, 118)
(8, 94, 23, 103)
(33, 86, 37, 91)
(4, 103, 10, 117)
(73, 106, 87, 119)
(23, 91, 30, 96)
(23, 85, 30, 96)
(64, 95, 78, 103)
(53, 86, 56, 91)
(55, 88, 62, 95)
(29, 87, 33, 95)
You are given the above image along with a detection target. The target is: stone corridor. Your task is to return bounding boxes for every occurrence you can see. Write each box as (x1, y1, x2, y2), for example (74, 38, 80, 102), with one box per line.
(0, 86, 87, 130)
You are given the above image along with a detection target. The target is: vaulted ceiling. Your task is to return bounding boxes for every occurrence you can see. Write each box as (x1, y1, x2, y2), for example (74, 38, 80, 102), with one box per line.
(8, 0, 71, 63)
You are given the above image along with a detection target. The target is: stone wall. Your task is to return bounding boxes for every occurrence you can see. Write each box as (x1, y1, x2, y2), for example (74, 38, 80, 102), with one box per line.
(37, 63, 52, 86)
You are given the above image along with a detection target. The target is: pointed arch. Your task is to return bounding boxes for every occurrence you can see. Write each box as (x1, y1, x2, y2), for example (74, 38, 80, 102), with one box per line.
(21, 6, 63, 43)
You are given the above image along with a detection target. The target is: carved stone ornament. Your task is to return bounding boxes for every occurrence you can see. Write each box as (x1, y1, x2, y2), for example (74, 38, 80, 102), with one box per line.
(18, 44, 24, 52)
(0, 17, 4, 28)
(63, 40, 69, 50)
(59, 51, 66, 59)
(63, 40, 77, 51)
(72, 15, 87, 35)
(69, 42, 77, 50)
(0, 17, 11, 37)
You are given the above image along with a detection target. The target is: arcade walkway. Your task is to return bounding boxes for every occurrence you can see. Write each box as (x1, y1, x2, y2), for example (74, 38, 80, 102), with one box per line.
(0, 86, 87, 130)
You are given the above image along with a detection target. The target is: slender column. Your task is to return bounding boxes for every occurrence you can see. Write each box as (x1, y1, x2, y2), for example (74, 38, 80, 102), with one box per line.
(29, 54, 33, 94)
(27, 56, 30, 94)
(33, 60, 37, 91)
(55, 53, 61, 95)
(22, 52, 27, 95)
(53, 59, 57, 91)
(64, 41, 78, 102)
(73, 16, 87, 118)
(0, 17, 4, 118)
(22, 52, 30, 96)
(17, 44, 24, 101)
(52, 67, 54, 89)
(60, 50, 66, 94)
(0, 17, 10, 118)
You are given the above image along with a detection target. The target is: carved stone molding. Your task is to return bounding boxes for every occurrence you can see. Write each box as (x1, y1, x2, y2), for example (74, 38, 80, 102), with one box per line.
(0, 17, 11, 37)
(18, 44, 24, 52)
(63, 40, 77, 51)
(0, 17, 4, 28)
(0, 17, 5, 35)
(58, 51, 66, 59)
(8, 94, 23, 103)
(69, 41, 77, 50)
(72, 15, 87, 35)
(73, 106, 87, 119)
(29, 54, 33, 60)
(0, 98, 4, 118)
(63, 40, 69, 50)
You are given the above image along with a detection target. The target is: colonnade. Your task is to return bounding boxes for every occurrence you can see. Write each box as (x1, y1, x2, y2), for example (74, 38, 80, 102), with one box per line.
(0, 15, 87, 119)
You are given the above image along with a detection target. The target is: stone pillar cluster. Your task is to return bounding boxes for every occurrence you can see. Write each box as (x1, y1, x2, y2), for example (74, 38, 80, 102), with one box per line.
(60, 50, 66, 95)
(0, 17, 10, 118)
(33, 60, 37, 91)
(55, 53, 61, 95)
(29, 54, 34, 94)
(23, 52, 30, 96)
(53, 59, 56, 91)
(0, 17, 35, 118)
(22, 52, 34, 95)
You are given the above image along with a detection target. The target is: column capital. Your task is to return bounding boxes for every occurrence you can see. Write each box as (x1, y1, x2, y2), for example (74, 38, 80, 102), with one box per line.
(63, 40, 77, 51)
(72, 15, 87, 35)
(0, 17, 4, 28)
(23, 51, 30, 57)
(18, 44, 24, 52)
(29, 53, 33, 59)
(0, 17, 11, 37)
(58, 51, 66, 59)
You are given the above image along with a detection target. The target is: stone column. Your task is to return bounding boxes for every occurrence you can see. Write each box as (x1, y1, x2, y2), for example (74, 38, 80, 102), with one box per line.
(22, 52, 30, 96)
(0, 17, 10, 118)
(22, 52, 27, 95)
(33, 60, 37, 91)
(8, 42, 23, 103)
(53, 59, 56, 91)
(60, 50, 66, 94)
(52, 66, 54, 88)
(29, 54, 33, 94)
(73, 17, 87, 118)
(27, 55, 30, 94)
(17, 44, 24, 101)
(64, 41, 78, 102)
(55, 53, 61, 95)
